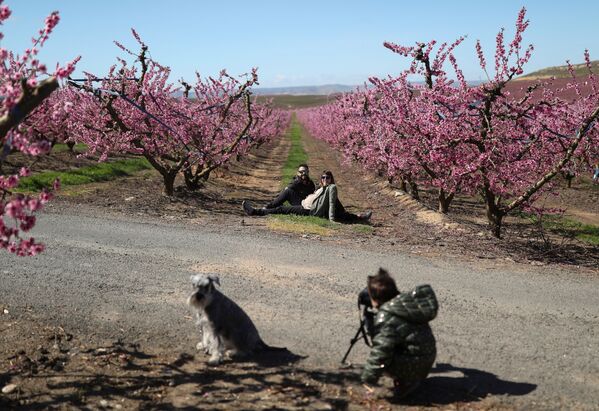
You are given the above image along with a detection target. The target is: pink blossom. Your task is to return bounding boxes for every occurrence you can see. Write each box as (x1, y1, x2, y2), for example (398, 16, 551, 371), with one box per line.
(297, 8, 599, 237)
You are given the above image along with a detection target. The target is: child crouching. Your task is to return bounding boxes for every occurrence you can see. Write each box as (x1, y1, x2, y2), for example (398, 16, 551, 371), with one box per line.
(361, 268, 438, 399)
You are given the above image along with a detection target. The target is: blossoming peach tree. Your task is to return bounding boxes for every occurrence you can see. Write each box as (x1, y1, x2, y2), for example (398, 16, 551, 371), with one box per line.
(0, 2, 77, 255)
(298, 8, 599, 237)
(65, 30, 288, 196)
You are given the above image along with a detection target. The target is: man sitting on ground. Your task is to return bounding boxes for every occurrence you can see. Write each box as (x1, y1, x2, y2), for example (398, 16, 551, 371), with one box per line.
(243, 170, 372, 223)
(265, 164, 315, 209)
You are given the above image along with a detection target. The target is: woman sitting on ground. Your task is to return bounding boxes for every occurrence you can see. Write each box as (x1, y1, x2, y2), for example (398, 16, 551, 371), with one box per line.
(242, 170, 372, 223)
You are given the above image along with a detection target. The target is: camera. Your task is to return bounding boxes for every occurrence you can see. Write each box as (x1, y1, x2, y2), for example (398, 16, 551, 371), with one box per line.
(357, 287, 371, 307)
(358, 287, 375, 338)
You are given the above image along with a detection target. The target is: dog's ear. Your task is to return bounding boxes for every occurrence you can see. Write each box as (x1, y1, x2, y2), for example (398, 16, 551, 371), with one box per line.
(208, 274, 220, 287)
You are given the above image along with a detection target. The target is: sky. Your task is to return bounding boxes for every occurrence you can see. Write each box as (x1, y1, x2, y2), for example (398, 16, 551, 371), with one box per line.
(2, 1, 599, 89)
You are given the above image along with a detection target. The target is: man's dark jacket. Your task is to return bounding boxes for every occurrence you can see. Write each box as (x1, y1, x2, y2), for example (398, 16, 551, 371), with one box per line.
(361, 284, 438, 385)
(266, 176, 315, 208)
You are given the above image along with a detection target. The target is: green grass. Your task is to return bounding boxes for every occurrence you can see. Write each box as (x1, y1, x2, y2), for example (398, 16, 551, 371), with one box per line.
(51, 143, 88, 153)
(255, 95, 332, 109)
(539, 215, 599, 245)
(280, 115, 309, 188)
(273, 214, 340, 228)
(518, 211, 599, 246)
(267, 214, 338, 236)
(351, 224, 374, 234)
(16, 157, 152, 192)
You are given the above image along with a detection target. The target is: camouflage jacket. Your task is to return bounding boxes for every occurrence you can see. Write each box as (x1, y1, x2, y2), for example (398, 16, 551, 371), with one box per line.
(361, 284, 438, 385)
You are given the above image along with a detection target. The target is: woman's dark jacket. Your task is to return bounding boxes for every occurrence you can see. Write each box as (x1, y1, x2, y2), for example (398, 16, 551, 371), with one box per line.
(361, 284, 438, 385)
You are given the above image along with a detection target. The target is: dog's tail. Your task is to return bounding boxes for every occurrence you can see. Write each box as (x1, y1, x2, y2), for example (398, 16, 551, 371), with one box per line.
(257, 340, 287, 352)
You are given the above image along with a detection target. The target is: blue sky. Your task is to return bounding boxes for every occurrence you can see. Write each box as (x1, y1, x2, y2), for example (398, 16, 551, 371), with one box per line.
(2, 1, 598, 88)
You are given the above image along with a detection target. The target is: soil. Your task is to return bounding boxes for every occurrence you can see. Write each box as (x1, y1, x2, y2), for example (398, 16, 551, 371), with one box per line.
(1, 128, 598, 410)
(2, 311, 520, 411)
(36, 130, 599, 270)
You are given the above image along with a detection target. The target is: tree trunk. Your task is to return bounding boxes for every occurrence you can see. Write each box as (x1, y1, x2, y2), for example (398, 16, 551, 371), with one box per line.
(162, 172, 177, 196)
(487, 208, 504, 238)
(483, 189, 504, 238)
(408, 180, 419, 201)
(183, 167, 210, 191)
(398, 179, 407, 192)
(438, 189, 454, 214)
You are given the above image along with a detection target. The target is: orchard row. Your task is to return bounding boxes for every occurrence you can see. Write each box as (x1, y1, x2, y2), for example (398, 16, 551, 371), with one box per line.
(297, 8, 599, 238)
(0, 3, 289, 255)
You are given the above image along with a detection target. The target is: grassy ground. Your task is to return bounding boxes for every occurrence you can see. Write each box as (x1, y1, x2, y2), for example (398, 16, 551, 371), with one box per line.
(50, 143, 88, 154)
(17, 157, 152, 192)
(540, 215, 599, 245)
(515, 210, 599, 246)
(280, 116, 309, 188)
(255, 95, 332, 109)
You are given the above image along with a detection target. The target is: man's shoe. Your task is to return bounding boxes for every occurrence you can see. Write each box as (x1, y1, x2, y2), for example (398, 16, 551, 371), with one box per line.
(242, 201, 255, 216)
(358, 210, 372, 222)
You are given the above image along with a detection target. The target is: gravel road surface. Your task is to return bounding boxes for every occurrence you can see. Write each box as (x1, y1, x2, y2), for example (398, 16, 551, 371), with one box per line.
(1, 211, 598, 409)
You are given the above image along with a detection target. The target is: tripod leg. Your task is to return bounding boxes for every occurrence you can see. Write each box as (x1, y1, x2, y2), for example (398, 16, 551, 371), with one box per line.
(341, 320, 365, 364)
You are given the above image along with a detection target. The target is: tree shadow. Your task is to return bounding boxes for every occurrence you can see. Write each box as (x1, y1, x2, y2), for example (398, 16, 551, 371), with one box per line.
(2, 343, 347, 410)
(2, 338, 537, 410)
(235, 348, 308, 367)
(391, 362, 537, 405)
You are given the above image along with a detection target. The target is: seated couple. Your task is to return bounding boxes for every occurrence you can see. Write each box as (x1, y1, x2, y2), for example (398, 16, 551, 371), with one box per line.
(242, 165, 372, 223)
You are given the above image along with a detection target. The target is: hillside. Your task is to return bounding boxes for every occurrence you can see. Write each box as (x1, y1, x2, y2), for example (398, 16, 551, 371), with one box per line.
(517, 60, 599, 80)
(255, 94, 334, 109)
(252, 84, 356, 95)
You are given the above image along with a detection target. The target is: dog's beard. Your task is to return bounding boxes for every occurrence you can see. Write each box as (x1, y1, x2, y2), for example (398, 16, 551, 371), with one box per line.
(187, 291, 213, 310)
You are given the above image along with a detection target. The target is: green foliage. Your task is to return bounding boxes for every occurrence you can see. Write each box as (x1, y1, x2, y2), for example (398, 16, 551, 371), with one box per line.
(17, 158, 152, 191)
(281, 115, 309, 188)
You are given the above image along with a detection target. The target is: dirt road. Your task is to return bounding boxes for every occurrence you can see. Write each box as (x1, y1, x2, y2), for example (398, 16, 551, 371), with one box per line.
(1, 129, 598, 409)
(1, 209, 598, 409)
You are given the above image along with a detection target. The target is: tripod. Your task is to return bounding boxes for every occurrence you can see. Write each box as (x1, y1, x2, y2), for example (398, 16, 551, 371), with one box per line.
(340, 316, 372, 365)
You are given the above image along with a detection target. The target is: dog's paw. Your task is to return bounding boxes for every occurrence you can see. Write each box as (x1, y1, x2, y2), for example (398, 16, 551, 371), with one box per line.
(207, 356, 222, 366)
(196, 342, 205, 351)
(227, 350, 249, 361)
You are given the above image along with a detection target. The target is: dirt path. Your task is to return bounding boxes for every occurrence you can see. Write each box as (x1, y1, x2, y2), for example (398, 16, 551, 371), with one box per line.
(1, 126, 599, 410)
(2, 210, 599, 410)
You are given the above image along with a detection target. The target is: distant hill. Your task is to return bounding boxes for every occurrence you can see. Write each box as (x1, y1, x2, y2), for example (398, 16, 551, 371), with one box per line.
(252, 84, 357, 95)
(517, 60, 599, 80)
(255, 94, 335, 109)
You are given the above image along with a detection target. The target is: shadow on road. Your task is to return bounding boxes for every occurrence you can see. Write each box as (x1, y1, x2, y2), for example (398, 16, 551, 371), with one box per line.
(0, 335, 537, 410)
(393, 362, 537, 405)
(1, 341, 351, 410)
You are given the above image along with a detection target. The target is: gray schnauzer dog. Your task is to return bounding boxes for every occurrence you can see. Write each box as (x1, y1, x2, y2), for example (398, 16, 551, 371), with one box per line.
(187, 273, 284, 365)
